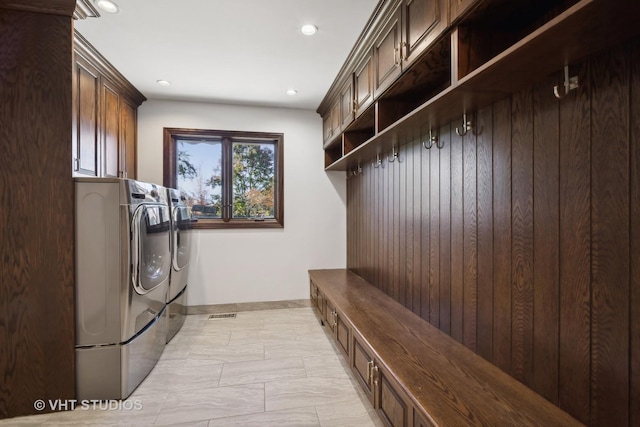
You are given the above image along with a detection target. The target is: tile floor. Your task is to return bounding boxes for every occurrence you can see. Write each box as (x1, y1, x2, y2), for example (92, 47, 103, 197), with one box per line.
(1, 307, 383, 426)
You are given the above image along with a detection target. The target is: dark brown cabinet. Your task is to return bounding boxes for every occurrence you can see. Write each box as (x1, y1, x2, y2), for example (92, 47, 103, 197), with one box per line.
(402, 0, 448, 67)
(339, 77, 355, 130)
(354, 47, 375, 117)
(352, 332, 410, 427)
(73, 56, 100, 177)
(352, 333, 376, 401)
(374, 3, 403, 97)
(322, 96, 341, 145)
(73, 31, 145, 179)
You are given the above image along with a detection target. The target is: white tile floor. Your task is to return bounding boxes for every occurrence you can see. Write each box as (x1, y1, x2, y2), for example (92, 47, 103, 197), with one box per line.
(1, 307, 382, 426)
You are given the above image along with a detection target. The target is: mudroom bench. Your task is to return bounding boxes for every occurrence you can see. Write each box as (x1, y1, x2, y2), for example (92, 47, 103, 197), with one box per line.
(309, 269, 581, 427)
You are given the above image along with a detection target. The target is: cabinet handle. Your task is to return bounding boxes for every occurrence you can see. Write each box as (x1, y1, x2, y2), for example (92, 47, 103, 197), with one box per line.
(352, 99, 358, 114)
(367, 360, 375, 383)
(372, 365, 379, 385)
(402, 41, 408, 61)
(394, 45, 400, 66)
(332, 310, 337, 327)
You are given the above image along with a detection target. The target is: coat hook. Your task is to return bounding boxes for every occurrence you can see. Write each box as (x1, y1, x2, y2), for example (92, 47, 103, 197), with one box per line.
(455, 113, 472, 136)
(436, 133, 445, 149)
(553, 65, 579, 99)
(357, 162, 362, 175)
(373, 152, 384, 169)
(388, 146, 399, 163)
(423, 129, 437, 149)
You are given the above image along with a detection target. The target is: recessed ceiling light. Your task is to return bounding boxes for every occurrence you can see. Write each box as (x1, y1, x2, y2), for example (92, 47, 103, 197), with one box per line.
(95, 0, 119, 13)
(286, 89, 298, 96)
(300, 24, 318, 36)
(156, 80, 171, 86)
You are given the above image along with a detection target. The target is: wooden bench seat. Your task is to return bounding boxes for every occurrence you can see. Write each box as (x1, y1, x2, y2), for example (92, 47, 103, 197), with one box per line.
(309, 269, 582, 427)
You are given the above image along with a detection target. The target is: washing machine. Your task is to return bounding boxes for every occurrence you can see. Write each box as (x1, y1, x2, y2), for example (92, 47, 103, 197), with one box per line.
(166, 188, 193, 343)
(75, 178, 170, 400)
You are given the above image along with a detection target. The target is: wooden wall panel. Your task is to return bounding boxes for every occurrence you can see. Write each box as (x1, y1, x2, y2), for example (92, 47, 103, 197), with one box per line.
(630, 40, 640, 427)
(346, 38, 640, 426)
(462, 124, 478, 352)
(429, 137, 440, 327)
(589, 45, 630, 426)
(449, 123, 464, 340)
(420, 140, 431, 321)
(532, 76, 560, 404)
(412, 141, 422, 318)
(492, 97, 513, 374)
(476, 105, 493, 363)
(0, 8, 75, 419)
(510, 88, 534, 387)
(558, 60, 591, 425)
(405, 142, 415, 312)
(438, 124, 452, 334)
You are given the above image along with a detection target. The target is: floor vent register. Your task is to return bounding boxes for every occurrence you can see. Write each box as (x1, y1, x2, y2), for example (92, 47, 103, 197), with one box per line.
(208, 313, 237, 320)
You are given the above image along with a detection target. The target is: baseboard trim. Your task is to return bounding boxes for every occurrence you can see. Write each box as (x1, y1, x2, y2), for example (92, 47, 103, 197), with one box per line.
(186, 299, 311, 315)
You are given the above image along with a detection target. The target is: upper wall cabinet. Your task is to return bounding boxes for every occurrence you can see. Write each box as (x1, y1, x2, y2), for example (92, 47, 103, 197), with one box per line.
(402, 0, 448, 67)
(72, 31, 146, 179)
(318, 0, 640, 171)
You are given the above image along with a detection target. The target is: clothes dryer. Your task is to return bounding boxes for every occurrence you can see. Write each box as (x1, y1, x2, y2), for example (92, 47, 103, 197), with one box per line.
(75, 178, 170, 400)
(166, 188, 193, 343)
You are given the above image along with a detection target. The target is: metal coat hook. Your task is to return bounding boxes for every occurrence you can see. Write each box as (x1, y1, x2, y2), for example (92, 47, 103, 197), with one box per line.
(436, 134, 445, 149)
(423, 129, 437, 149)
(455, 113, 472, 136)
(373, 152, 384, 169)
(388, 146, 400, 163)
(553, 65, 579, 99)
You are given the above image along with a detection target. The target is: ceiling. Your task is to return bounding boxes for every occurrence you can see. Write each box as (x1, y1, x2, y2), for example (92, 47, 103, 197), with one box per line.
(74, 0, 379, 111)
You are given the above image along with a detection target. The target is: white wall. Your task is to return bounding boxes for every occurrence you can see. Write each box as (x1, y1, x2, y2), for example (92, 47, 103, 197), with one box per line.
(137, 100, 346, 305)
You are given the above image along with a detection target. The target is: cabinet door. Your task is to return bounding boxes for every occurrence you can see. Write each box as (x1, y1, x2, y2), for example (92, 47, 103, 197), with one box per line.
(339, 76, 354, 129)
(73, 57, 100, 177)
(450, 0, 477, 23)
(120, 99, 137, 179)
(102, 79, 120, 178)
(351, 333, 375, 402)
(402, 0, 448, 67)
(325, 299, 336, 333)
(375, 363, 410, 427)
(374, 4, 403, 97)
(317, 291, 325, 321)
(354, 47, 374, 117)
(336, 312, 350, 358)
(322, 97, 340, 145)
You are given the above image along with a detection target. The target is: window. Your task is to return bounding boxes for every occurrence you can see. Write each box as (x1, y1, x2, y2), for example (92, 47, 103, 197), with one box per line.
(163, 128, 284, 229)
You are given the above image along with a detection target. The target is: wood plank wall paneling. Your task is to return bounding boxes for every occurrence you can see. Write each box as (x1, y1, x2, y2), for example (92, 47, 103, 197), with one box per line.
(0, 8, 74, 419)
(589, 44, 630, 426)
(346, 38, 640, 426)
(631, 38, 640, 427)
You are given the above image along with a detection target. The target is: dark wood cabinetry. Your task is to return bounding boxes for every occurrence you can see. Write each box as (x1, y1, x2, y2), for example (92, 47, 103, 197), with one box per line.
(73, 56, 100, 176)
(374, 3, 402, 97)
(73, 31, 145, 179)
(318, 0, 640, 172)
(354, 48, 375, 117)
(402, 0, 447, 67)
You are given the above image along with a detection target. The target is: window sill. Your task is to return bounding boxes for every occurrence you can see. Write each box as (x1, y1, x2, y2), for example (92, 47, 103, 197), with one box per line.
(192, 218, 283, 230)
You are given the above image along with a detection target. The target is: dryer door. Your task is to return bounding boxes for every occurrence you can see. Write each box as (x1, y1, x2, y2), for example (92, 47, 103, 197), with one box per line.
(132, 204, 171, 294)
(172, 206, 192, 271)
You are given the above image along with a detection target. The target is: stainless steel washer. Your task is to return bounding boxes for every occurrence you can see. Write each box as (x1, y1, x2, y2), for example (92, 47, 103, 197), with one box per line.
(75, 178, 170, 400)
(166, 188, 193, 343)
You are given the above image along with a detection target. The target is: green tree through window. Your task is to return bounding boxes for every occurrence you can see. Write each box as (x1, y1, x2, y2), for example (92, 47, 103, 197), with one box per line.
(164, 128, 284, 229)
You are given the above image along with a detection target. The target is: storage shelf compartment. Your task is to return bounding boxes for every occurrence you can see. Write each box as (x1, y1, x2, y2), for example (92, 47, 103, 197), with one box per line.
(376, 33, 452, 133)
(324, 143, 343, 169)
(323, 133, 342, 150)
(454, 0, 579, 81)
(325, 0, 640, 171)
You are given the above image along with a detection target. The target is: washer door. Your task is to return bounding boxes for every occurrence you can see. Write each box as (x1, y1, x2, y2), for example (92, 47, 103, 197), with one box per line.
(132, 204, 171, 294)
(172, 206, 192, 271)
